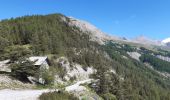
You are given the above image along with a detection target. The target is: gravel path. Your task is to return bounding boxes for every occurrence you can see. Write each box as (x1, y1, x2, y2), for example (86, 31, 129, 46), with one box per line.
(0, 79, 92, 100)
(0, 89, 53, 100)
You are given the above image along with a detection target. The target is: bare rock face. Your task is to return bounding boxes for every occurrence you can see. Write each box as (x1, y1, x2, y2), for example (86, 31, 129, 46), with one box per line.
(127, 52, 141, 61)
(54, 57, 95, 85)
(62, 16, 119, 44)
(0, 60, 11, 72)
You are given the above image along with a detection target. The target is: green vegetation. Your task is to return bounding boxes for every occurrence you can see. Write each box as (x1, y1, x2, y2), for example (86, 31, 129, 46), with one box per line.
(89, 41, 170, 100)
(40, 69, 54, 85)
(0, 14, 170, 100)
(101, 93, 117, 100)
(39, 91, 78, 100)
(0, 14, 93, 56)
(140, 54, 170, 73)
(10, 57, 39, 82)
(0, 45, 32, 61)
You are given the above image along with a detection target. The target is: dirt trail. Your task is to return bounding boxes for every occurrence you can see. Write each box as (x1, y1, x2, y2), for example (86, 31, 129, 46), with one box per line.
(0, 79, 92, 100)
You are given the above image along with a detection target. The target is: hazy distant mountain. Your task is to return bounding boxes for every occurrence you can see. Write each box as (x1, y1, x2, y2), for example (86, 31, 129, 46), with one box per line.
(131, 35, 162, 46)
(162, 38, 170, 46)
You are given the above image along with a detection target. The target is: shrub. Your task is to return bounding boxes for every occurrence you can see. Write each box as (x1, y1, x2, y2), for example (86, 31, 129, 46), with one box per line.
(101, 93, 117, 100)
(41, 70, 54, 85)
(39, 91, 78, 100)
(10, 57, 39, 82)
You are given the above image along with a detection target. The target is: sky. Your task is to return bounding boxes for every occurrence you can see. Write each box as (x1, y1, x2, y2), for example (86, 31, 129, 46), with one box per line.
(0, 0, 170, 40)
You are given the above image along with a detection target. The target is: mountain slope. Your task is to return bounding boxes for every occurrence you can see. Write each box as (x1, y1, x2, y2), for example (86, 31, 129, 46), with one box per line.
(67, 17, 119, 44)
(0, 13, 170, 100)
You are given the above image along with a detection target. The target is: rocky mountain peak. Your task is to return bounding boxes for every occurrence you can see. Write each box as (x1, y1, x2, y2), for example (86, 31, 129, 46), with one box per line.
(66, 17, 119, 44)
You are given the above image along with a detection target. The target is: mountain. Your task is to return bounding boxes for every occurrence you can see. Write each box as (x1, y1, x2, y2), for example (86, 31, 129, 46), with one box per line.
(162, 38, 170, 46)
(162, 38, 170, 44)
(68, 17, 110, 44)
(0, 13, 170, 100)
(131, 35, 162, 46)
(60, 15, 169, 47)
(65, 17, 167, 48)
(66, 17, 120, 44)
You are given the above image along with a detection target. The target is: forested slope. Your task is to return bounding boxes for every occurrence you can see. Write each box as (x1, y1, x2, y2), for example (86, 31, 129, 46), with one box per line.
(0, 14, 170, 100)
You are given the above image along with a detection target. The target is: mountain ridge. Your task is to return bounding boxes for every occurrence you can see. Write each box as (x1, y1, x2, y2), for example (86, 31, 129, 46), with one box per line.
(62, 15, 169, 48)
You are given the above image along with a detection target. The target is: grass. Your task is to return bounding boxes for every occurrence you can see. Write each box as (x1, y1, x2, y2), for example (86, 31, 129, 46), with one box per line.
(39, 91, 79, 100)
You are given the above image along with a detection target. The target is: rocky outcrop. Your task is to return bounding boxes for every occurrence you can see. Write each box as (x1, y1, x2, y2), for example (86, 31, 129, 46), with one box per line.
(54, 57, 96, 84)
(0, 60, 11, 72)
(127, 52, 141, 61)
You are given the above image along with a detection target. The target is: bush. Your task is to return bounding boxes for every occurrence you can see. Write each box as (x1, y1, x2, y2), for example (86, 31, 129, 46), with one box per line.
(5, 45, 32, 62)
(39, 91, 78, 100)
(41, 70, 54, 85)
(101, 93, 117, 100)
(10, 57, 38, 82)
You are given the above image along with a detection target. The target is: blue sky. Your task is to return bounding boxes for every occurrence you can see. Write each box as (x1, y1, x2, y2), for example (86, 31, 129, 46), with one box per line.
(0, 0, 170, 40)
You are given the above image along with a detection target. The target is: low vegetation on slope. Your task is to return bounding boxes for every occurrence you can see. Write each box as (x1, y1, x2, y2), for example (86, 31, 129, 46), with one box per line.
(39, 91, 78, 100)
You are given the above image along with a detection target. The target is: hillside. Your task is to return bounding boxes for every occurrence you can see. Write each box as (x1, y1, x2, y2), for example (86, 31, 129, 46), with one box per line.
(0, 13, 170, 100)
